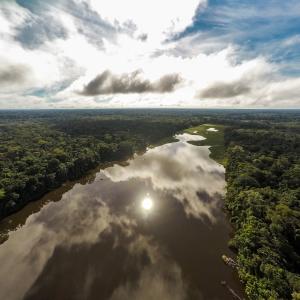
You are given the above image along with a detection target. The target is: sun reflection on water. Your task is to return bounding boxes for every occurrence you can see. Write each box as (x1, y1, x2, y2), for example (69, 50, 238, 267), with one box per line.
(141, 195, 153, 211)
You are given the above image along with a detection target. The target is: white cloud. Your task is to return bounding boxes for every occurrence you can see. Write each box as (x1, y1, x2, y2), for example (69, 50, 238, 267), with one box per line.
(0, 1, 29, 37)
(89, 0, 206, 43)
(0, 0, 299, 108)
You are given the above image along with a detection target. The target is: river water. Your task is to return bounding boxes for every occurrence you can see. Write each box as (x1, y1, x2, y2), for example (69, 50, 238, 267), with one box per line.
(0, 133, 244, 300)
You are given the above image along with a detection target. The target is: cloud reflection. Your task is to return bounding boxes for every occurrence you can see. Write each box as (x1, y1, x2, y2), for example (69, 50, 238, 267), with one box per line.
(0, 184, 135, 300)
(0, 133, 225, 300)
(104, 134, 225, 221)
(111, 234, 189, 300)
(110, 262, 187, 300)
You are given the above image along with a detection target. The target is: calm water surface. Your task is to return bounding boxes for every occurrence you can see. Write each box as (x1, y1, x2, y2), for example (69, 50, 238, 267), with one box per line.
(0, 133, 244, 300)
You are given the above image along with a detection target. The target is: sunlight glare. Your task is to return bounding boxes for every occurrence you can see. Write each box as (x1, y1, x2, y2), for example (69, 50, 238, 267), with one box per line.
(141, 195, 153, 211)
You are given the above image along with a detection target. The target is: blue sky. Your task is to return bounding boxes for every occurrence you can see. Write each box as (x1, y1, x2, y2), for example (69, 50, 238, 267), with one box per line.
(183, 0, 300, 67)
(0, 0, 300, 108)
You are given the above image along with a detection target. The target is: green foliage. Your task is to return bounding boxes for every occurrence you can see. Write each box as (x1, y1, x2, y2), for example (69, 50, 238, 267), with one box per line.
(184, 124, 226, 164)
(225, 121, 300, 299)
(0, 113, 193, 219)
(0, 189, 5, 201)
(0, 109, 299, 299)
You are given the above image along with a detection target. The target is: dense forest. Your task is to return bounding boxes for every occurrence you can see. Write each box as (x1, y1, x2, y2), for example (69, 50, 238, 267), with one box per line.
(0, 109, 299, 299)
(0, 111, 195, 219)
(224, 120, 300, 299)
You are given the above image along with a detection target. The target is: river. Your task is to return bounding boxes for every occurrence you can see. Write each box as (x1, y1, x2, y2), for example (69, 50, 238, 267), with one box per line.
(0, 133, 244, 300)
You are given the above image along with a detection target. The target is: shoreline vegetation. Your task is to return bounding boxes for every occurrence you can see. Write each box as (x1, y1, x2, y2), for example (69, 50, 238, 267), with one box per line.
(0, 109, 299, 299)
(0, 115, 193, 220)
(189, 121, 300, 299)
(184, 123, 226, 165)
(224, 123, 300, 300)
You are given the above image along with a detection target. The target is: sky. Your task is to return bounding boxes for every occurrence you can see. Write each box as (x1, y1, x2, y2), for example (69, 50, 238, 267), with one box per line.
(0, 0, 300, 109)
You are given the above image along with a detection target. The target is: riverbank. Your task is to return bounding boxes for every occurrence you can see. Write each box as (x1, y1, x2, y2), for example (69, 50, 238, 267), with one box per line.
(0, 132, 185, 223)
(184, 124, 226, 165)
(0, 115, 190, 221)
(0, 133, 244, 300)
(223, 124, 300, 299)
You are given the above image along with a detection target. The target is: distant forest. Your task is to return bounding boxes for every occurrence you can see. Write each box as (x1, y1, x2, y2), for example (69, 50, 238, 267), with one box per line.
(0, 109, 299, 299)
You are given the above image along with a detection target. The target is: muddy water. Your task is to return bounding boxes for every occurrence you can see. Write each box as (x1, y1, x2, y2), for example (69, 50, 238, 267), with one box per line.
(0, 133, 244, 300)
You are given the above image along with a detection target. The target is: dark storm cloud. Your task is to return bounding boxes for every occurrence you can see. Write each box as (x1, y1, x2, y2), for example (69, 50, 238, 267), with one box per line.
(79, 71, 181, 96)
(157, 74, 182, 92)
(197, 81, 251, 99)
(0, 65, 30, 86)
(138, 33, 148, 42)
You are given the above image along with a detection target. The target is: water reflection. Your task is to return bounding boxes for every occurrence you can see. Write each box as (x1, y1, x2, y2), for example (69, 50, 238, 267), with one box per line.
(104, 133, 225, 222)
(0, 133, 243, 300)
(141, 194, 153, 211)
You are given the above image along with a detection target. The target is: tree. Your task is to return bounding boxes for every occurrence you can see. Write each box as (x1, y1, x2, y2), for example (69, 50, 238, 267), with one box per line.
(0, 189, 5, 200)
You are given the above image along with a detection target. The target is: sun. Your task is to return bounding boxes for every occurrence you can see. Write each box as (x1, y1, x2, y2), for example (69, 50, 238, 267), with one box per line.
(141, 195, 153, 211)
